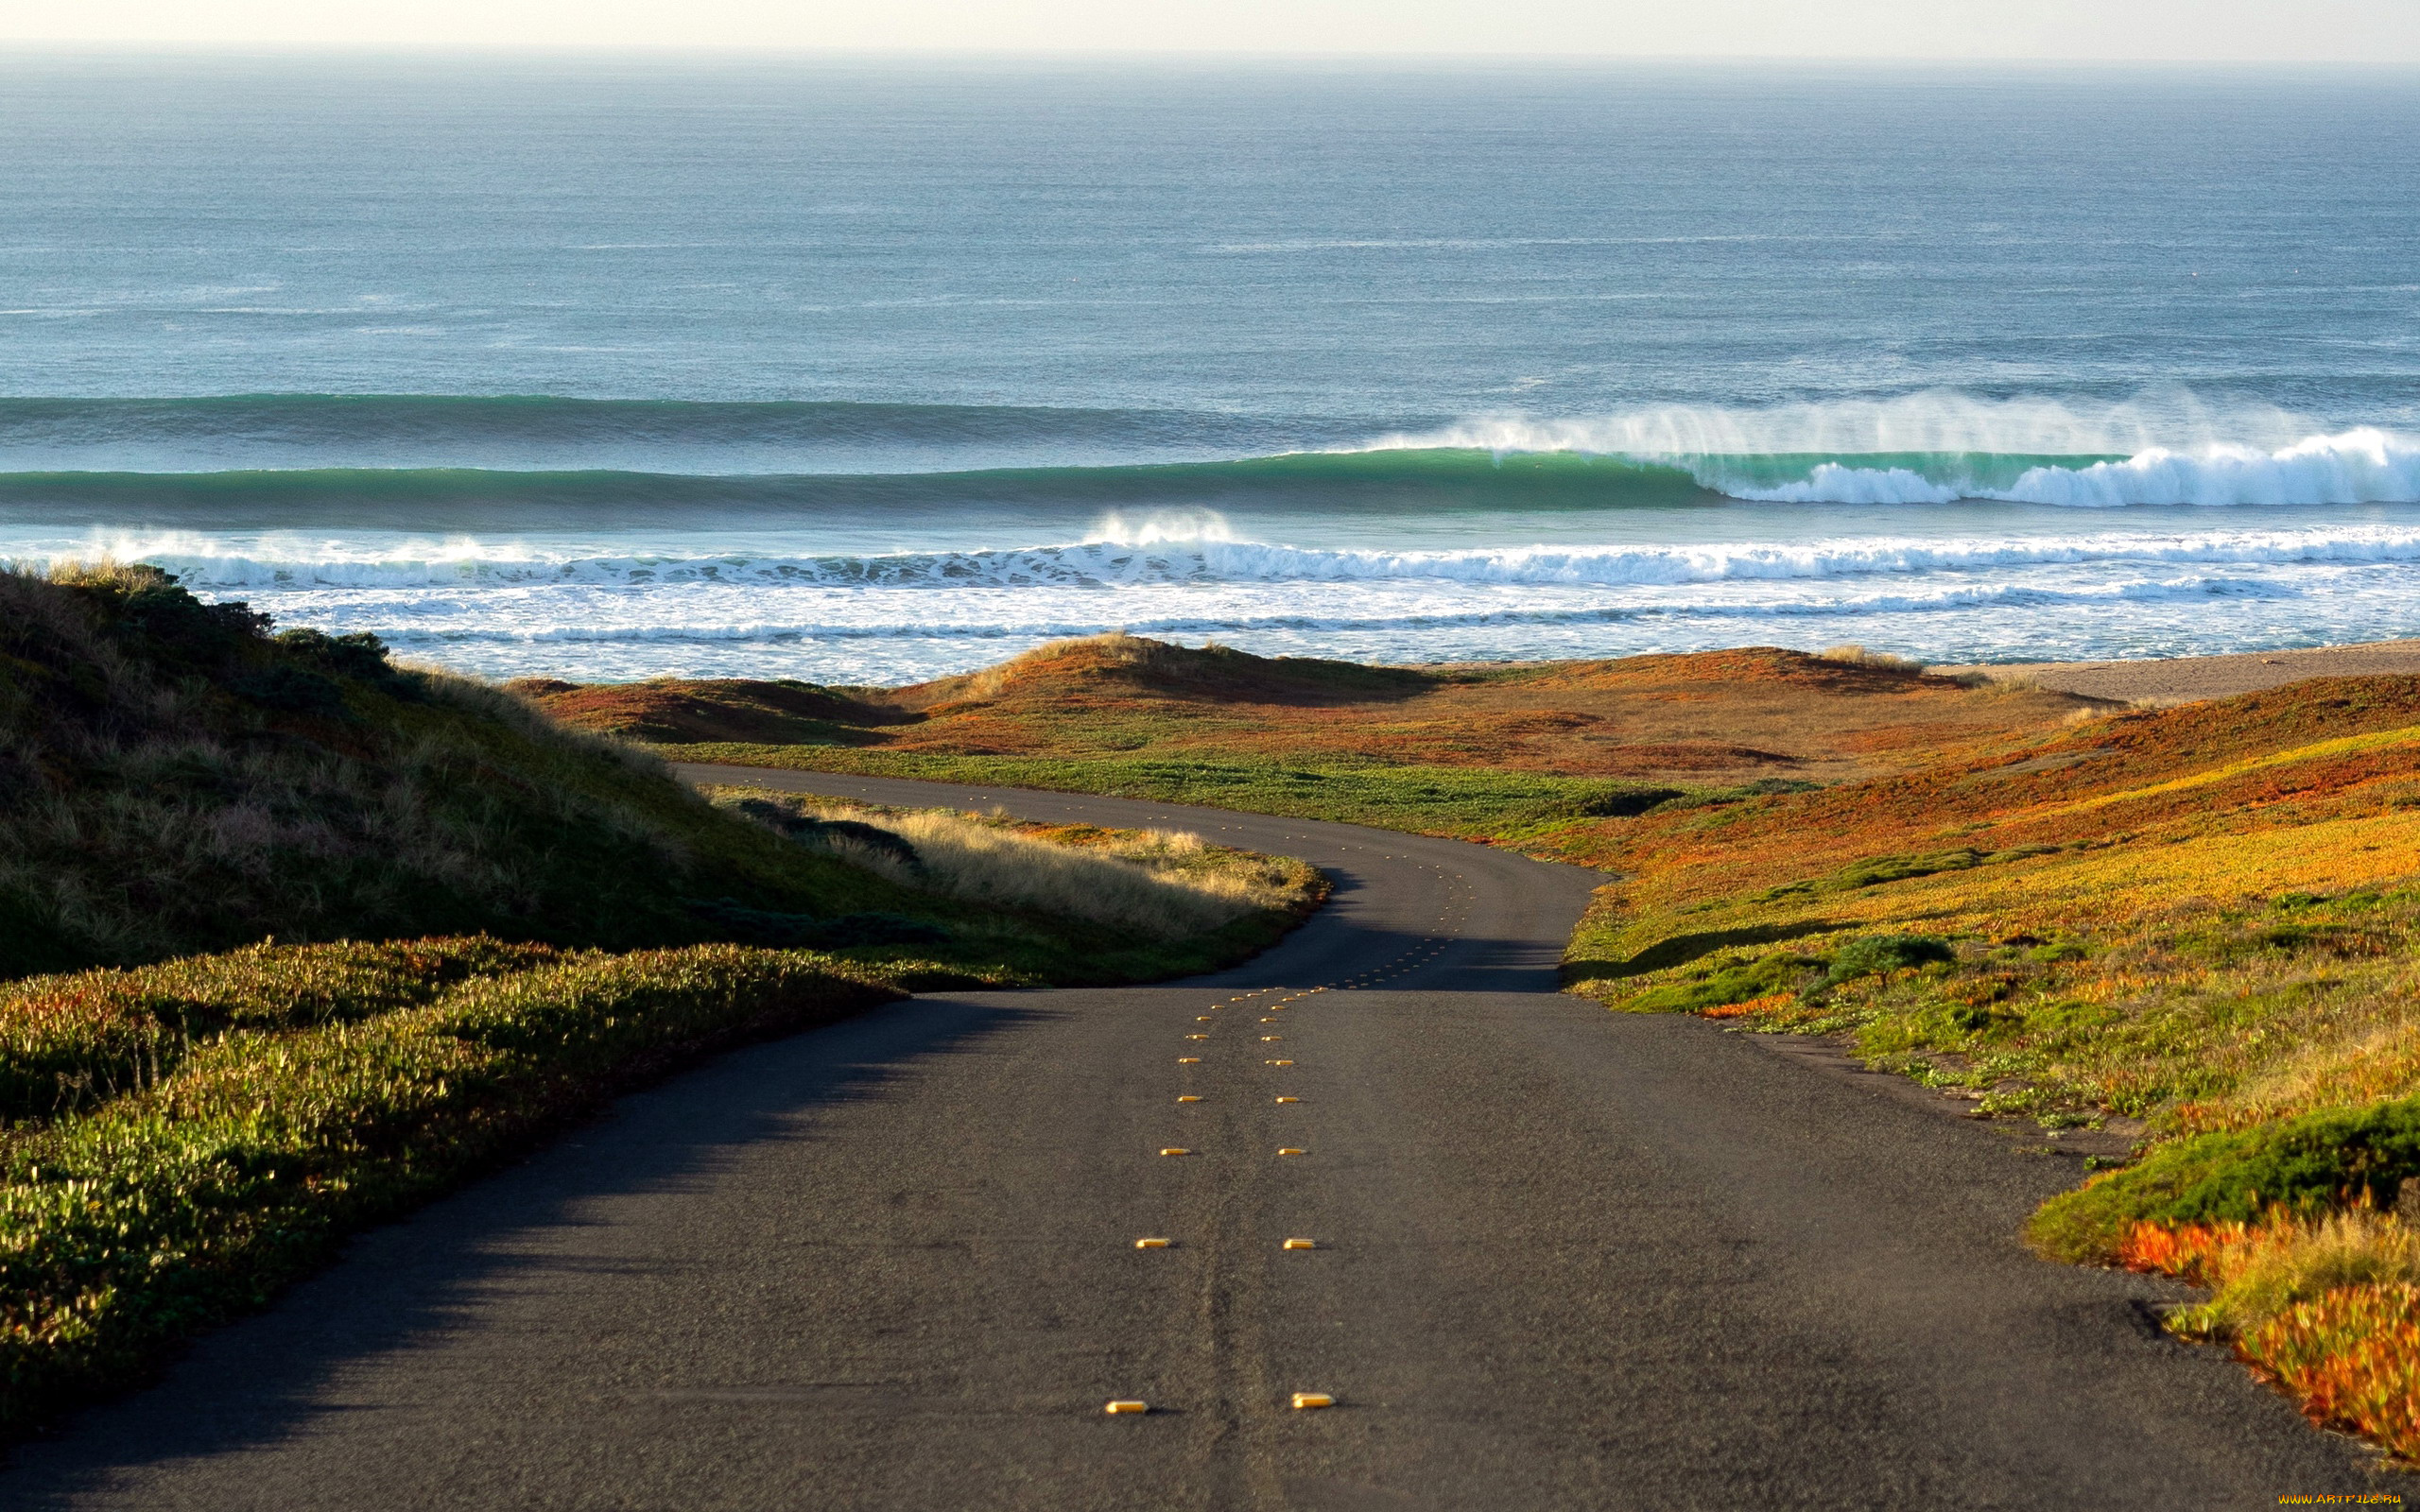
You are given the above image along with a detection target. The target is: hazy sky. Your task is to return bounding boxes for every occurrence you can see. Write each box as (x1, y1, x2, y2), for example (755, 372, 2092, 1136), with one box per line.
(5, 0, 2418, 61)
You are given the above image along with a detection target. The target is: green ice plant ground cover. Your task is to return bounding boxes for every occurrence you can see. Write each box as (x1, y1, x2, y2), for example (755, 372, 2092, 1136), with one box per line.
(0, 939, 904, 1442)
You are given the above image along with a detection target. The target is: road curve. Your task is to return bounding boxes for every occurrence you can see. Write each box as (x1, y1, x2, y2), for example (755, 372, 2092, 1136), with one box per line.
(6, 767, 2378, 1508)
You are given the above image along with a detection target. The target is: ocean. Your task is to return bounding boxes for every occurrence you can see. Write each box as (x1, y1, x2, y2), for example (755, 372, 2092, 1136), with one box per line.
(5, 53, 2420, 683)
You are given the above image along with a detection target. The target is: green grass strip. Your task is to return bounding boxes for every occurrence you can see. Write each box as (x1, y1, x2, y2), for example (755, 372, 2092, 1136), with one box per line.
(666, 745, 1685, 840)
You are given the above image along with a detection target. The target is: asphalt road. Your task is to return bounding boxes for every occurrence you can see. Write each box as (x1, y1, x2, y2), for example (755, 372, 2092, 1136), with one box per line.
(7, 767, 2384, 1508)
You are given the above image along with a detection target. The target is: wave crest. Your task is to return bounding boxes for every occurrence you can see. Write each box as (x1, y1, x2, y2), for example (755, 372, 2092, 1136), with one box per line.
(1722, 429, 2420, 508)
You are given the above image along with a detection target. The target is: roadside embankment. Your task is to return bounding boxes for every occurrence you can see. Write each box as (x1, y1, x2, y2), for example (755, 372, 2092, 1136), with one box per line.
(0, 940, 903, 1442)
(1567, 673, 2420, 1461)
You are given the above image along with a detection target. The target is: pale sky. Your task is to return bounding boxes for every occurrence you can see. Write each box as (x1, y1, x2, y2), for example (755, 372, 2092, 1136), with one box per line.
(2, 0, 2417, 61)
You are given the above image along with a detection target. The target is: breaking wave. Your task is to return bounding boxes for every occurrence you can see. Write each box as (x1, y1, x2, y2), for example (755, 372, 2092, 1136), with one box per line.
(5, 438, 2414, 519)
(108, 522, 2420, 592)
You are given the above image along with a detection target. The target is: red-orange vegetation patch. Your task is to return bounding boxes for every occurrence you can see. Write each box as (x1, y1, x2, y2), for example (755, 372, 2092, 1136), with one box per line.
(2110, 1222, 2420, 1462)
(1501, 646, 1942, 696)
(1832, 721, 2015, 755)
(2116, 1218, 2255, 1285)
(2084, 676, 2420, 773)
(2246, 1283, 2420, 1461)
(1701, 992, 1794, 1020)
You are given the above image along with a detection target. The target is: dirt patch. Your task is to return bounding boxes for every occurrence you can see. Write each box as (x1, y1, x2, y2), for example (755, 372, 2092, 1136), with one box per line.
(1942, 639, 2420, 707)
(1742, 1029, 2150, 1160)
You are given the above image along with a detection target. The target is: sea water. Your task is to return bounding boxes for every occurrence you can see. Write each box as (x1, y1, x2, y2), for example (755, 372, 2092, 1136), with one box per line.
(5, 54, 2420, 682)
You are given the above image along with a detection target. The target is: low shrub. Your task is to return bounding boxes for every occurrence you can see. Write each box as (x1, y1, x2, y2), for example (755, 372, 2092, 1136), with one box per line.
(1608, 932, 1953, 1014)
(2030, 1097, 2420, 1263)
(1824, 933, 1956, 985)
(1820, 644, 1926, 673)
(735, 796, 1313, 939)
(0, 943, 901, 1440)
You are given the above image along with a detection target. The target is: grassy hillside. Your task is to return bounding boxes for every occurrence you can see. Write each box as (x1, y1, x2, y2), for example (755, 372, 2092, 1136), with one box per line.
(0, 572, 1315, 988)
(522, 632, 2100, 846)
(0, 563, 926, 976)
(1564, 675, 2420, 1129)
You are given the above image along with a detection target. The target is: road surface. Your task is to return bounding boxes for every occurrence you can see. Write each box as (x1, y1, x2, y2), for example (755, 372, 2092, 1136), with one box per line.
(5, 767, 2380, 1508)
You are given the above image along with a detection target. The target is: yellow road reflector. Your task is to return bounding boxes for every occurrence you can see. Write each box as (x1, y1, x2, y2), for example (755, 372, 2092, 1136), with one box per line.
(1176, 1094, 1202, 1103)
(1261, 1017, 1277, 1022)
(1197, 1015, 1214, 1021)
(1105, 1400, 1149, 1415)
(1185, 1034, 1210, 1040)
(1274, 1096, 1299, 1104)
(1177, 1057, 1201, 1063)
(1134, 1237, 1171, 1249)
(1276, 1147, 1305, 1157)
(1160, 1147, 1192, 1157)
(1282, 1237, 1315, 1250)
(1290, 1393, 1334, 1410)
(1265, 1058, 1293, 1066)
(1260, 1035, 1282, 1041)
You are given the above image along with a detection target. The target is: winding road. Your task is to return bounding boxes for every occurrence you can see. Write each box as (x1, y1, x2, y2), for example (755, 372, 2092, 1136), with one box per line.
(7, 768, 2380, 1508)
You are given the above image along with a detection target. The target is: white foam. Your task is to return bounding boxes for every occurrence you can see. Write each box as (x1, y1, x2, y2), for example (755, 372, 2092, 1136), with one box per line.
(1999, 430, 2420, 507)
(349, 572, 2303, 648)
(44, 519, 2420, 593)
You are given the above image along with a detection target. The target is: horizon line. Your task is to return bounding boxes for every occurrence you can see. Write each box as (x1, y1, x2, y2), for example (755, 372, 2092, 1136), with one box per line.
(3, 43, 2420, 68)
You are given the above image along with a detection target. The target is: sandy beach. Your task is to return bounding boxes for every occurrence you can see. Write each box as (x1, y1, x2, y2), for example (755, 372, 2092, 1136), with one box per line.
(1943, 639, 2420, 706)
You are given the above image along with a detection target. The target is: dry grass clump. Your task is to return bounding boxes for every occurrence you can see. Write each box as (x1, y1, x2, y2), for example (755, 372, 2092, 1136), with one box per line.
(1819, 644, 1927, 674)
(408, 662, 669, 777)
(2217, 1020, 2420, 1132)
(1947, 668, 2050, 696)
(722, 794, 1312, 938)
(813, 805, 1294, 937)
